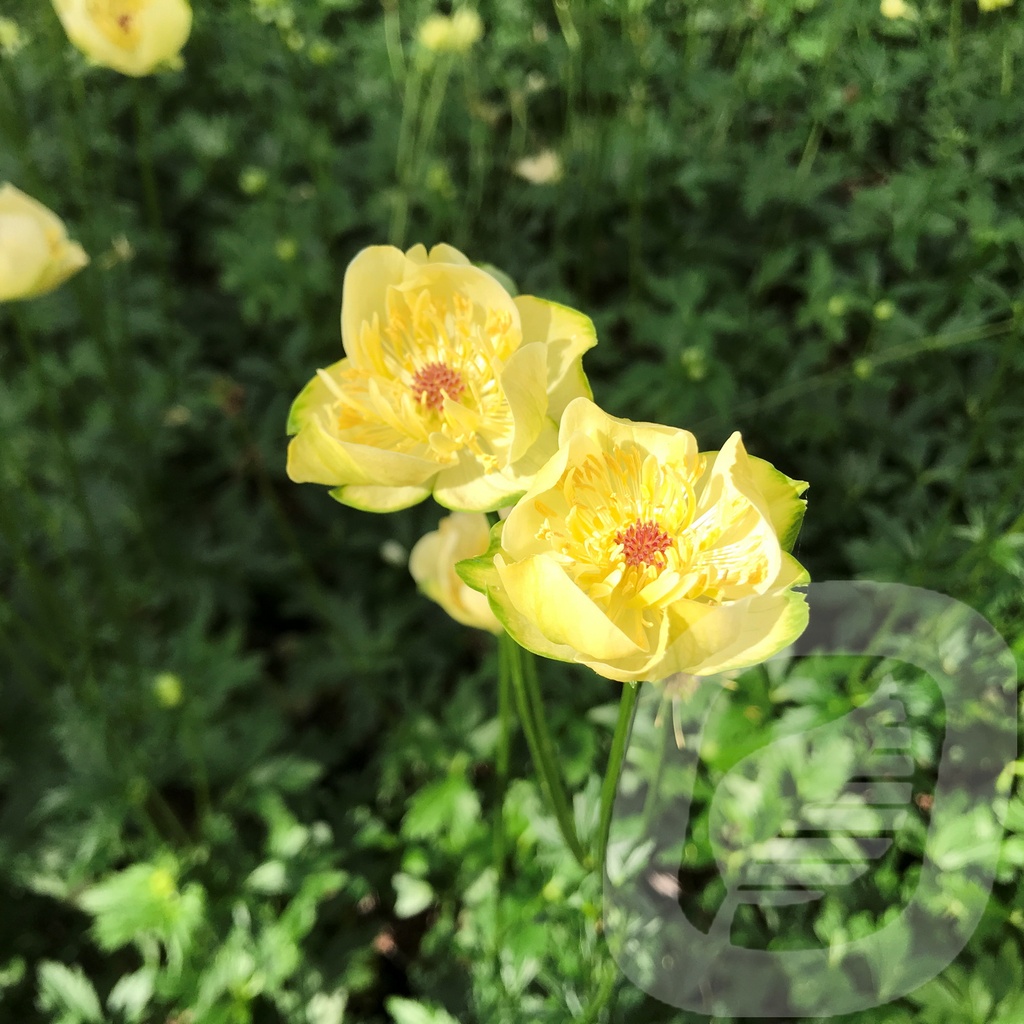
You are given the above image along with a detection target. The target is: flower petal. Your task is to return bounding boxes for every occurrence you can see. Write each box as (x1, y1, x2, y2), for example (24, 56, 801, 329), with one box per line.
(340, 246, 412, 362)
(287, 415, 439, 487)
(745, 455, 809, 553)
(496, 553, 645, 661)
(514, 296, 597, 419)
(330, 484, 431, 512)
(500, 341, 549, 461)
(286, 360, 346, 436)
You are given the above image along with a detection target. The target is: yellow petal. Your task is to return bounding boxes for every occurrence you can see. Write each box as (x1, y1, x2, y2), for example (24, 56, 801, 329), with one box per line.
(557, 397, 700, 472)
(286, 415, 438, 487)
(745, 455, 809, 553)
(500, 341, 549, 461)
(286, 360, 346, 435)
(434, 420, 558, 513)
(514, 296, 597, 419)
(426, 243, 471, 265)
(496, 553, 644, 661)
(330, 484, 431, 513)
(340, 245, 412, 362)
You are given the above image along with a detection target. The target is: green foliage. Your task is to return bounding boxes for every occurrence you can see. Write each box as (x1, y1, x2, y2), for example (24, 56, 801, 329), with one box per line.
(1, 0, 1023, 1021)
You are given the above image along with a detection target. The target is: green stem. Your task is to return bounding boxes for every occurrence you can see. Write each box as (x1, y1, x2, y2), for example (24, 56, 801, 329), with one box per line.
(596, 682, 640, 878)
(577, 960, 618, 1024)
(500, 635, 587, 867)
(134, 95, 164, 242)
(949, 0, 962, 68)
(491, 638, 513, 980)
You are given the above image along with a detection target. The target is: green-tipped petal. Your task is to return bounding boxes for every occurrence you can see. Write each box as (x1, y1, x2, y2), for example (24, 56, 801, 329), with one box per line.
(330, 484, 431, 512)
(746, 455, 809, 553)
(515, 296, 598, 419)
(286, 360, 346, 435)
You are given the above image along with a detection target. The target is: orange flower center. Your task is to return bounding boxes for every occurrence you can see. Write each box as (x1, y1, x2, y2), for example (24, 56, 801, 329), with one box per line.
(615, 518, 674, 568)
(412, 361, 465, 412)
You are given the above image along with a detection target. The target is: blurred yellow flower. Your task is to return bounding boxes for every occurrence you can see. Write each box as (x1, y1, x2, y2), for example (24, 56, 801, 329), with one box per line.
(0, 184, 88, 302)
(0, 17, 27, 57)
(418, 9, 483, 54)
(410, 512, 502, 633)
(52, 0, 192, 76)
(514, 151, 564, 186)
(458, 399, 810, 683)
(880, 0, 913, 18)
(286, 243, 597, 513)
(978, 0, 1013, 10)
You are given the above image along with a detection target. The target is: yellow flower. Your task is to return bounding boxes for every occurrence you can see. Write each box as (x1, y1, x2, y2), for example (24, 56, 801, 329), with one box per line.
(410, 513, 502, 633)
(0, 184, 88, 302)
(514, 151, 564, 186)
(978, 0, 1013, 10)
(418, 9, 483, 54)
(458, 399, 810, 683)
(286, 243, 597, 513)
(880, 0, 913, 18)
(51, 0, 192, 77)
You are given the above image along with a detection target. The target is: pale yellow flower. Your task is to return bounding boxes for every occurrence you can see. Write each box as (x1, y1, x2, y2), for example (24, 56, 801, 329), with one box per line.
(978, 0, 1013, 10)
(458, 399, 810, 683)
(410, 513, 502, 633)
(52, 0, 192, 77)
(286, 243, 597, 513)
(880, 0, 913, 18)
(418, 9, 483, 54)
(514, 151, 563, 186)
(0, 184, 88, 302)
(0, 17, 27, 57)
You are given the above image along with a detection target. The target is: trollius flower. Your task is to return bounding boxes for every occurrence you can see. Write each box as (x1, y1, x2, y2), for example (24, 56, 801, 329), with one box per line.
(409, 513, 502, 634)
(52, 0, 192, 77)
(287, 244, 597, 513)
(0, 184, 88, 302)
(458, 399, 809, 682)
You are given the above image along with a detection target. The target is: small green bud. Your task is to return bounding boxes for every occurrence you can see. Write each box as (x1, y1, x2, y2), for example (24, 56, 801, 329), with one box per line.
(873, 300, 896, 321)
(153, 672, 183, 708)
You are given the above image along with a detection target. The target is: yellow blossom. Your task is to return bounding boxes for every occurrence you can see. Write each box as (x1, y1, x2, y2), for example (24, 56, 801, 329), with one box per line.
(978, 0, 1013, 10)
(410, 513, 502, 633)
(458, 399, 810, 683)
(880, 0, 913, 18)
(52, 0, 192, 77)
(418, 9, 483, 54)
(514, 150, 564, 186)
(0, 184, 88, 302)
(0, 17, 27, 57)
(286, 243, 597, 513)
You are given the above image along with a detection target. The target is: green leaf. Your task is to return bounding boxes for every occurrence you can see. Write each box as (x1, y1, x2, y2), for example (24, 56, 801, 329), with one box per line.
(36, 962, 103, 1024)
(392, 872, 435, 918)
(386, 996, 460, 1024)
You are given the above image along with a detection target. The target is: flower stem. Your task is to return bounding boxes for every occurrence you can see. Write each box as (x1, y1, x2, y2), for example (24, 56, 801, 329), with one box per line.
(596, 681, 640, 879)
(500, 634, 587, 867)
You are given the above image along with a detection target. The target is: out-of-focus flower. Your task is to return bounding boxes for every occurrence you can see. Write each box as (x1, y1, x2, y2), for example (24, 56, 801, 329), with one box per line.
(410, 512, 502, 633)
(286, 243, 597, 513)
(514, 150, 563, 185)
(417, 9, 483, 54)
(51, 0, 192, 76)
(873, 299, 896, 321)
(153, 671, 183, 707)
(275, 237, 298, 262)
(978, 0, 1013, 11)
(0, 17, 27, 57)
(880, 0, 913, 19)
(0, 184, 88, 302)
(458, 398, 809, 683)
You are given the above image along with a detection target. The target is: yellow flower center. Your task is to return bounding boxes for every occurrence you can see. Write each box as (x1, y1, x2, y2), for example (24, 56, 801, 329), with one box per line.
(534, 443, 770, 616)
(332, 288, 518, 470)
(87, 0, 144, 48)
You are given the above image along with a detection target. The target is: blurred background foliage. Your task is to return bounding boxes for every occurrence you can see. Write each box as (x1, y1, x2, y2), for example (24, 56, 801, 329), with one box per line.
(1, 0, 1023, 1020)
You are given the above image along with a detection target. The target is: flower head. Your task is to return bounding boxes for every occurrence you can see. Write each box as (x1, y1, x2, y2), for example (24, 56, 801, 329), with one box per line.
(418, 9, 483, 54)
(410, 512, 502, 634)
(52, 0, 192, 76)
(286, 244, 597, 513)
(0, 184, 88, 302)
(458, 399, 810, 682)
(978, 0, 1013, 10)
(880, 0, 913, 18)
